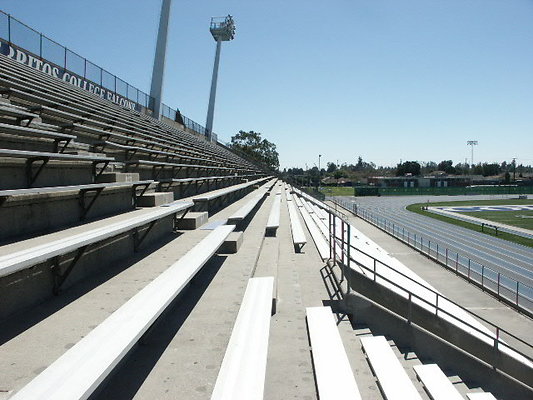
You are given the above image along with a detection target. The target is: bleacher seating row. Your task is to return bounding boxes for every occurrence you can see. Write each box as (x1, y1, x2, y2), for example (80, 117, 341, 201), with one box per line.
(0, 46, 516, 400)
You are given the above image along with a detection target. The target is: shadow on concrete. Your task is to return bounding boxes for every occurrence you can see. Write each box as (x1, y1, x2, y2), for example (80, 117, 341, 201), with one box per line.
(0, 233, 182, 346)
(90, 254, 228, 400)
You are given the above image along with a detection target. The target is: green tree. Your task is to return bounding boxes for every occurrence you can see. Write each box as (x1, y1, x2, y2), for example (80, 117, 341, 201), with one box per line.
(230, 130, 279, 170)
(396, 161, 421, 176)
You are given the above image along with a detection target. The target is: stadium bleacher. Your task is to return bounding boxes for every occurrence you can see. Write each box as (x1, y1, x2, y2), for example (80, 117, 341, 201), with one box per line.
(1, 25, 532, 400)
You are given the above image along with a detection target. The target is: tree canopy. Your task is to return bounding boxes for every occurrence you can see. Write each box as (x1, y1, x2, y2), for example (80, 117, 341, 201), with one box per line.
(229, 130, 279, 170)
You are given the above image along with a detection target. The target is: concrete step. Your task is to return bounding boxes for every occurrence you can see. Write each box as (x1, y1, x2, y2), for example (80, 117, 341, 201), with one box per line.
(97, 172, 140, 183)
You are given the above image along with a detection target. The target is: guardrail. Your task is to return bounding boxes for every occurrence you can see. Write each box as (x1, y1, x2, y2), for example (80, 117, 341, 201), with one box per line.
(301, 193, 533, 370)
(331, 198, 533, 317)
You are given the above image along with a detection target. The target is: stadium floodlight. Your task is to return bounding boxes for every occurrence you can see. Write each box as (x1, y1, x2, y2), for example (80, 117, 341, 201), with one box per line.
(150, 0, 173, 120)
(205, 15, 236, 140)
(467, 140, 478, 167)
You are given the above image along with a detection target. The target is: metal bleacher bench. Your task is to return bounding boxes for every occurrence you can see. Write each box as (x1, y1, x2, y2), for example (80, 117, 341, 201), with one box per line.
(466, 393, 498, 400)
(0, 200, 193, 292)
(211, 276, 274, 400)
(360, 335, 423, 400)
(265, 192, 281, 235)
(226, 189, 268, 225)
(0, 104, 39, 125)
(413, 364, 463, 400)
(306, 306, 362, 399)
(193, 177, 267, 212)
(0, 180, 154, 218)
(0, 148, 114, 187)
(286, 194, 307, 251)
(9, 224, 235, 400)
(0, 122, 76, 152)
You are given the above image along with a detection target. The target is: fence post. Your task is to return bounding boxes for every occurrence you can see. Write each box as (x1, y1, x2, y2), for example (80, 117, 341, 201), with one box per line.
(8, 15, 11, 43)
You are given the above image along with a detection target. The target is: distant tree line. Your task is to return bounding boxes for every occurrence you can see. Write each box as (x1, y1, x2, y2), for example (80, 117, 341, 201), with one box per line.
(229, 130, 279, 171)
(282, 156, 532, 185)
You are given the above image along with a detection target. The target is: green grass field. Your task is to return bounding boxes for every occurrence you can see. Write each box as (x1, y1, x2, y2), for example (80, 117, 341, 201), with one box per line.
(318, 187, 354, 196)
(406, 199, 533, 248)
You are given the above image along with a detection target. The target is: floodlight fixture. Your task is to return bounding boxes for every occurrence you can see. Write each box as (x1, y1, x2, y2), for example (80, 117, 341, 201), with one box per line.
(205, 15, 236, 140)
(467, 140, 478, 166)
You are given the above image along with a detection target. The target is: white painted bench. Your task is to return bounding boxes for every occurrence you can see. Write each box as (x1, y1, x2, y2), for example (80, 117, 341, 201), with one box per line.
(298, 203, 330, 260)
(466, 393, 497, 400)
(10, 224, 235, 400)
(227, 190, 267, 225)
(360, 336, 423, 400)
(413, 364, 463, 400)
(265, 193, 281, 235)
(287, 195, 307, 251)
(0, 200, 193, 279)
(211, 276, 274, 400)
(306, 306, 362, 399)
(0, 122, 76, 152)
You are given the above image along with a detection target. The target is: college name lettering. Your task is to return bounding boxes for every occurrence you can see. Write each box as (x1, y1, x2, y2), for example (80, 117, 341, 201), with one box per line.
(0, 40, 141, 111)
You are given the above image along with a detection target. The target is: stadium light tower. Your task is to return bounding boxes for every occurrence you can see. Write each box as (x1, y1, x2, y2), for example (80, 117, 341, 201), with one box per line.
(467, 140, 478, 167)
(150, 0, 172, 120)
(205, 15, 235, 140)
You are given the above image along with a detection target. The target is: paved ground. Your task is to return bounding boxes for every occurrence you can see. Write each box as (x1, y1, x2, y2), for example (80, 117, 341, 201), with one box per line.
(334, 195, 533, 293)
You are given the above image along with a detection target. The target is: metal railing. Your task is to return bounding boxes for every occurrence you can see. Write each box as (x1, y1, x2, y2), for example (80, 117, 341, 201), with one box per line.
(331, 198, 533, 316)
(0, 10, 217, 140)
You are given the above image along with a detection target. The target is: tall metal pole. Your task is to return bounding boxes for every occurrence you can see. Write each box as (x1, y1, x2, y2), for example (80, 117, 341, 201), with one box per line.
(150, 0, 172, 120)
(205, 39, 222, 140)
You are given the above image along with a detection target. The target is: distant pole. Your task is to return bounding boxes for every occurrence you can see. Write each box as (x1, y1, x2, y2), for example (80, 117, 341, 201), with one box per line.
(467, 140, 478, 167)
(206, 39, 222, 138)
(205, 15, 235, 140)
(150, 0, 172, 120)
(318, 154, 322, 189)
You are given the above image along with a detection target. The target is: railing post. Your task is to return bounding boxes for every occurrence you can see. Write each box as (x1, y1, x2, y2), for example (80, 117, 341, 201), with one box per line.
(468, 259, 471, 279)
(481, 265, 484, 287)
(445, 248, 448, 266)
(436, 243, 439, 261)
(456, 253, 459, 272)
(373, 259, 377, 281)
(497, 273, 500, 296)
(516, 281, 519, 306)
(428, 240, 431, 256)
(346, 223, 351, 295)
(435, 293, 439, 316)
(408, 293, 412, 324)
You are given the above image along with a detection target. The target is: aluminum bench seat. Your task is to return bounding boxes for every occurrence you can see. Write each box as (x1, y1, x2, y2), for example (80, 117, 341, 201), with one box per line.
(286, 194, 307, 251)
(0, 180, 154, 217)
(413, 364, 463, 400)
(265, 192, 281, 235)
(0, 122, 75, 152)
(360, 336, 423, 400)
(0, 199, 193, 279)
(466, 393, 497, 400)
(0, 104, 39, 125)
(306, 306, 362, 399)
(227, 190, 267, 224)
(9, 224, 235, 400)
(193, 178, 267, 202)
(211, 276, 274, 400)
(0, 148, 114, 187)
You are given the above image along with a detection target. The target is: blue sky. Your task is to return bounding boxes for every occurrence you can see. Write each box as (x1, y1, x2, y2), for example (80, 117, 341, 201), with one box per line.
(1, 0, 532, 169)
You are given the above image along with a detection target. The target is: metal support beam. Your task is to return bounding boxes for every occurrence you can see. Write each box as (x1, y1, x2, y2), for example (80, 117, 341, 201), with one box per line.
(205, 40, 222, 140)
(150, 0, 173, 120)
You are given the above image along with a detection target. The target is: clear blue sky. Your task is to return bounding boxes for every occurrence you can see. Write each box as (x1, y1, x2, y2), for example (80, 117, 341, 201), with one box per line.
(2, 0, 532, 169)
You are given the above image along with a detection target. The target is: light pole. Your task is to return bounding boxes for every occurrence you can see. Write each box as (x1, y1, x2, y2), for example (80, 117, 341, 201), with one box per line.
(318, 154, 322, 189)
(149, 0, 173, 120)
(467, 140, 478, 168)
(205, 15, 235, 141)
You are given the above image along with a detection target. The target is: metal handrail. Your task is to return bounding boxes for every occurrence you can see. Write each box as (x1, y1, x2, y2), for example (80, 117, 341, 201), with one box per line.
(331, 198, 533, 314)
(340, 241, 533, 358)
(346, 251, 533, 363)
